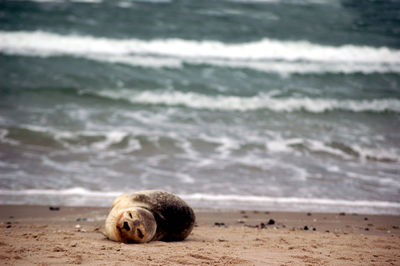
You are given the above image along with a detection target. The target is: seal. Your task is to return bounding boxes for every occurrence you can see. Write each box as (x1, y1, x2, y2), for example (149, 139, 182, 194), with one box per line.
(105, 190, 195, 244)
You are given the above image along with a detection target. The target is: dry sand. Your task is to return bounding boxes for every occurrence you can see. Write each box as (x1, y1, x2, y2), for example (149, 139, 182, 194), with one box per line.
(1, 205, 399, 265)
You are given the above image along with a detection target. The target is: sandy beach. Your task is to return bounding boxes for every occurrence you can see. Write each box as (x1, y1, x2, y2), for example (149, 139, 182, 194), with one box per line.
(1, 205, 399, 265)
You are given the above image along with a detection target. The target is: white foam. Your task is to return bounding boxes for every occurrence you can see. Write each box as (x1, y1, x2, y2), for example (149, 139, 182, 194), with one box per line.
(228, 0, 342, 8)
(176, 173, 195, 184)
(304, 139, 400, 162)
(96, 90, 400, 113)
(91, 131, 128, 149)
(117, 1, 133, 8)
(89, 54, 182, 68)
(1, 188, 399, 213)
(198, 59, 400, 75)
(0, 187, 121, 197)
(306, 140, 354, 159)
(10, 0, 102, 3)
(130, 0, 172, 2)
(230, 0, 280, 3)
(70, 0, 102, 3)
(345, 172, 400, 188)
(182, 193, 400, 209)
(351, 145, 399, 162)
(266, 138, 399, 162)
(0, 160, 19, 169)
(19, 124, 142, 153)
(266, 138, 302, 152)
(0, 128, 20, 146)
(41, 156, 81, 173)
(1, 31, 399, 74)
(11, 0, 64, 2)
(214, 136, 241, 158)
(231, 0, 331, 2)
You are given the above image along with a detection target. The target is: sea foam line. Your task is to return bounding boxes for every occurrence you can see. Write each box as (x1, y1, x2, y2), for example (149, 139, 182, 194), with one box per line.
(1, 188, 399, 210)
(182, 193, 400, 209)
(10, 0, 102, 3)
(0, 188, 122, 197)
(94, 90, 400, 113)
(1, 31, 399, 63)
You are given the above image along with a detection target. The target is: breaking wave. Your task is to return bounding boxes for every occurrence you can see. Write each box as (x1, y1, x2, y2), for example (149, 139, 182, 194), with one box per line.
(1, 31, 400, 74)
(182, 193, 400, 209)
(1, 188, 399, 214)
(92, 90, 400, 113)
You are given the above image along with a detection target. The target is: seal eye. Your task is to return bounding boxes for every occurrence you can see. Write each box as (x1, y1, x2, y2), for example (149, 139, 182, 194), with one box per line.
(137, 228, 144, 239)
(128, 212, 132, 219)
(123, 221, 130, 231)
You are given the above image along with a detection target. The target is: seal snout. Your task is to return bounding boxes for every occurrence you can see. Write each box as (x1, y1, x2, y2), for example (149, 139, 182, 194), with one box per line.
(123, 221, 130, 231)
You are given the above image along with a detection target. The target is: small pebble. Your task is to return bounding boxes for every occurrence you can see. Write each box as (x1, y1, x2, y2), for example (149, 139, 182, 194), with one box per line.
(365, 228, 369, 231)
(267, 219, 275, 225)
(214, 222, 225, 227)
(49, 206, 60, 211)
(364, 217, 368, 221)
(304, 226, 309, 230)
(339, 212, 346, 216)
(307, 212, 312, 216)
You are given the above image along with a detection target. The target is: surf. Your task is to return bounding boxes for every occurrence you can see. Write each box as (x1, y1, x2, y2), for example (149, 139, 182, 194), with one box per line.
(1, 31, 400, 75)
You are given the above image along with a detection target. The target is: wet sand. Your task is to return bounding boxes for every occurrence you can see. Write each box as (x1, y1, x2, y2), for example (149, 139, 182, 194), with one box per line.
(1, 205, 399, 265)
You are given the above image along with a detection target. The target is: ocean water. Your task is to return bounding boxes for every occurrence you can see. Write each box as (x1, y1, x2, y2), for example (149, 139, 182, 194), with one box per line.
(0, 0, 400, 214)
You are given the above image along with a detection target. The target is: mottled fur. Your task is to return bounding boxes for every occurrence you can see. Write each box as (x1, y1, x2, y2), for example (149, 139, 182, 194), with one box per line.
(105, 190, 195, 244)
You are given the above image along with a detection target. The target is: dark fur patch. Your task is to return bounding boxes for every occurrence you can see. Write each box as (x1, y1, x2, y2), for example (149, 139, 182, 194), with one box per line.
(133, 191, 195, 241)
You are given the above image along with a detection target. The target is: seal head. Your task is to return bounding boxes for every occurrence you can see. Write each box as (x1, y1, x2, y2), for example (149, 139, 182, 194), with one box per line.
(114, 207, 156, 244)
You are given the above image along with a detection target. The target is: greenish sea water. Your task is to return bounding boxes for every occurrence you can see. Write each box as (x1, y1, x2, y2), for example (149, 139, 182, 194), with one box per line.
(0, 0, 399, 214)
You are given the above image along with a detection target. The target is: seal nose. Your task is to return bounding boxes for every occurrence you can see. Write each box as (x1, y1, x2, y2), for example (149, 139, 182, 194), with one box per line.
(123, 221, 130, 231)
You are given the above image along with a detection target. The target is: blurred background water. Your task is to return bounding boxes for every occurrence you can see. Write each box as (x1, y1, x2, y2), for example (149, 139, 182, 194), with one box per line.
(0, 0, 399, 214)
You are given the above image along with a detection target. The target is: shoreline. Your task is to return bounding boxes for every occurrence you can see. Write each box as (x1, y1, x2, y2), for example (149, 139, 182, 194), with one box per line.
(1, 205, 399, 265)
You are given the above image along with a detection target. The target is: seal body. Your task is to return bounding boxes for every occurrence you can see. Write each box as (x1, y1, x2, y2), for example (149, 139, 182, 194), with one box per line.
(105, 190, 195, 244)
